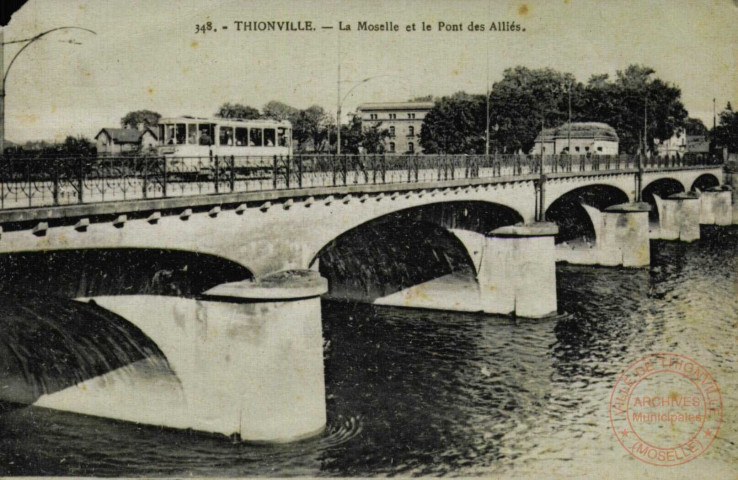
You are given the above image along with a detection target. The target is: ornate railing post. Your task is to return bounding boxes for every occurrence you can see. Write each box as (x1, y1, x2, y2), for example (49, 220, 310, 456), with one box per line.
(273, 155, 278, 189)
(371, 154, 377, 184)
(229, 155, 235, 192)
(342, 154, 348, 185)
(77, 156, 85, 204)
(381, 154, 386, 183)
(52, 158, 59, 206)
(214, 155, 221, 194)
(162, 156, 168, 197)
(142, 156, 149, 199)
(297, 155, 303, 188)
(636, 153, 644, 202)
(284, 155, 291, 188)
(25, 157, 31, 207)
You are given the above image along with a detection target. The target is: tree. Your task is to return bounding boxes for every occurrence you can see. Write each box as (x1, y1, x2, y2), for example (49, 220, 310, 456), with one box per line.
(292, 105, 331, 152)
(59, 135, 96, 156)
(582, 65, 687, 153)
(340, 115, 389, 154)
(121, 110, 161, 130)
(215, 102, 260, 119)
(262, 101, 299, 121)
(419, 92, 486, 154)
(684, 118, 708, 136)
(488, 67, 579, 153)
(713, 102, 738, 153)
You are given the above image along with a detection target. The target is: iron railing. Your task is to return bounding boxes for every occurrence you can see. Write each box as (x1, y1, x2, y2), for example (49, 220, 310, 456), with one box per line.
(0, 152, 722, 210)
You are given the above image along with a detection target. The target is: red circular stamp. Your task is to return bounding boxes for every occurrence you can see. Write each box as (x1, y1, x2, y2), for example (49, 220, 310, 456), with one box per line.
(610, 353, 722, 466)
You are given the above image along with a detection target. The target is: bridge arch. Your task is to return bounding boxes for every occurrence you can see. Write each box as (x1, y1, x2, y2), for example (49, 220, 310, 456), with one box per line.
(690, 173, 720, 192)
(545, 184, 629, 243)
(0, 248, 254, 299)
(0, 293, 174, 407)
(309, 201, 523, 300)
(641, 178, 685, 222)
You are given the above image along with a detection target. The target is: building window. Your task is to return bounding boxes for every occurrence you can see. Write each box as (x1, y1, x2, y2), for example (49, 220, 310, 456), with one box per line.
(370, 113, 378, 120)
(389, 126, 395, 137)
(408, 113, 415, 119)
(597, 146, 603, 152)
(575, 146, 580, 152)
(389, 142, 396, 153)
(389, 113, 397, 119)
(408, 126, 414, 137)
(408, 142, 414, 153)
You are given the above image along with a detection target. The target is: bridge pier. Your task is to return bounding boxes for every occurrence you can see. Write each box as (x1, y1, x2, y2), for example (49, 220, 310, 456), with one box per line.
(699, 186, 733, 226)
(34, 270, 328, 443)
(477, 223, 558, 318)
(652, 193, 701, 242)
(727, 170, 738, 224)
(557, 202, 651, 267)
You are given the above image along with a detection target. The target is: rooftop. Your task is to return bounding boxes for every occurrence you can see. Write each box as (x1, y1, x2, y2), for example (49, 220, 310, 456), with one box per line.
(535, 122, 619, 142)
(95, 128, 148, 144)
(358, 102, 435, 112)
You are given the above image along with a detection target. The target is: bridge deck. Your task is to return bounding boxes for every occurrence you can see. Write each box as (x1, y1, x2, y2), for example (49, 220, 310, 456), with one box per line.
(0, 153, 722, 224)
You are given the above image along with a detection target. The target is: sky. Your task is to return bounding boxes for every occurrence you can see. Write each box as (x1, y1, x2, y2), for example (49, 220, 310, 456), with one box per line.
(3, 0, 737, 143)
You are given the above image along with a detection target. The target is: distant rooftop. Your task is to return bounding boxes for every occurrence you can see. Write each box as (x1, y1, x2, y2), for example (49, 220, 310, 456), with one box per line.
(358, 102, 435, 112)
(535, 122, 619, 142)
(95, 128, 151, 144)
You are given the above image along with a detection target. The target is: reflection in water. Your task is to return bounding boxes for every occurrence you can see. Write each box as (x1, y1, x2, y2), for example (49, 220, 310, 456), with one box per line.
(0, 227, 736, 476)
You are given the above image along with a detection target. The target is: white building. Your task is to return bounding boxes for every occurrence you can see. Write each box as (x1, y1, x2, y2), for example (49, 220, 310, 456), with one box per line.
(656, 129, 710, 157)
(531, 122, 619, 155)
(357, 102, 434, 154)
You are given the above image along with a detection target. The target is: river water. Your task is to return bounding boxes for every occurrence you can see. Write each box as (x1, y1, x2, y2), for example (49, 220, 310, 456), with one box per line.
(0, 227, 736, 478)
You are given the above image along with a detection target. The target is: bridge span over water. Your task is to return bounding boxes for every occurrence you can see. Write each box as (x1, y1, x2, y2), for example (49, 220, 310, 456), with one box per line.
(0, 153, 732, 443)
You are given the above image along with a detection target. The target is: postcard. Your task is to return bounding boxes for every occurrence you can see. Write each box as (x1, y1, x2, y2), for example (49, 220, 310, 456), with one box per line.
(0, 0, 736, 478)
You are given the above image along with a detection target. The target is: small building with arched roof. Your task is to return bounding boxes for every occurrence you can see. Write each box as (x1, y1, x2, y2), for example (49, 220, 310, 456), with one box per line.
(531, 122, 619, 155)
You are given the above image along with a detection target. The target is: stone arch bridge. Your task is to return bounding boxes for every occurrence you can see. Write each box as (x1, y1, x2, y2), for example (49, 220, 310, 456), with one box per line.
(0, 153, 730, 444)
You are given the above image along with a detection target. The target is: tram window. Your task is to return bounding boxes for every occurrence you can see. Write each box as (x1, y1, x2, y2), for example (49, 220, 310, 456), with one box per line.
(235, 127, 248, 146)
(220, 126, 234, 146)
(176, 124, 187, 145)
(264, 128, 276, 147)
(159, 125, 165, 144)
(264, 129, 275, 146)
(198, 124, 214, 145)
(187, 124, 198, 144)
(277, 128, 289, 147)
(249, 128, 262, 146)
(166, 125, 176, 144)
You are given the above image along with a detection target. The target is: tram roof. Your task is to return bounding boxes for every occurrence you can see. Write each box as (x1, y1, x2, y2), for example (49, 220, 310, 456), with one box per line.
(159, 116, 291, 128)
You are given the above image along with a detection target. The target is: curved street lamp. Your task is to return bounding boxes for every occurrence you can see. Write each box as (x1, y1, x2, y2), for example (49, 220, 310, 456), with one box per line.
(1, 26, 96, 153)
(336, 73, 400, 154)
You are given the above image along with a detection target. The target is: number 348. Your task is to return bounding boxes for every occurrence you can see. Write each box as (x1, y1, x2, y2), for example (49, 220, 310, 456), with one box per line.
(195, 22, 213, 34)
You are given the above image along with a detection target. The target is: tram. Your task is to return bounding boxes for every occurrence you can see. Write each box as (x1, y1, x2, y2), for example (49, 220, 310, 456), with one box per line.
(155, 116, 292, 179)
(157, 116, 292, 157)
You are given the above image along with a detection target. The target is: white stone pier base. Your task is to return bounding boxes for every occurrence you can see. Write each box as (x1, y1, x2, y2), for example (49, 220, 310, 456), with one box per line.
(559, 203, 651, 267)
(728, 171, 738, 225)
(699, 186, 733, 226)
(34, 270, 328, 443)
(477, 222, 558, 318)
(652, 193, 701, 242)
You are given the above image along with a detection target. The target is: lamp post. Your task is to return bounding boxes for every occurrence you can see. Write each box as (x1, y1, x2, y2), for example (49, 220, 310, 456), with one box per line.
(336, 74, 397, 154)
(0, 26, 96, 153)
(567, 81, 572, 154)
